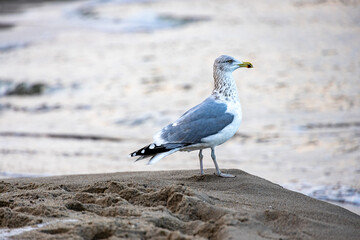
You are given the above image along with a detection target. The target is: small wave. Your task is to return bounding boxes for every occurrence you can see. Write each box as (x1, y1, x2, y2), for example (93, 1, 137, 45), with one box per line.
(0, 171, 51, 179)
(284, 183, 360, 206)
(66, 0, 207, 33)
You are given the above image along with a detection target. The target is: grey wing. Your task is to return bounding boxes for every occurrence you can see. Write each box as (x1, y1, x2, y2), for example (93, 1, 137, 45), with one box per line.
(157, 97, 234, 144)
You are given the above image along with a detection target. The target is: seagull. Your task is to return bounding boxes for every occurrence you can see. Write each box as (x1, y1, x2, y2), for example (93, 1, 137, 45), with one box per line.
(129, 55, 253, 177)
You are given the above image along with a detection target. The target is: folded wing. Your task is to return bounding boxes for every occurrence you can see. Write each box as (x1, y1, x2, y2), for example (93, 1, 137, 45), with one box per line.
(155, 97, 234, 145)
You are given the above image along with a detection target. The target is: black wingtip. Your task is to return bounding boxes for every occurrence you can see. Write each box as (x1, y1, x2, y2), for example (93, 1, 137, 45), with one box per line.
(129, 143, 191, 160)
(129, 143, 164, 158)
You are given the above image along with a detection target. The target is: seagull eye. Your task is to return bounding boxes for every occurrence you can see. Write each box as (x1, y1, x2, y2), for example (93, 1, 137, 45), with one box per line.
(226, 60, 234, 63)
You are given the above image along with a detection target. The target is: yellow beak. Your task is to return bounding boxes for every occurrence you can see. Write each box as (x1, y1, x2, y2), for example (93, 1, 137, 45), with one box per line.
(238, 62, 253, 68)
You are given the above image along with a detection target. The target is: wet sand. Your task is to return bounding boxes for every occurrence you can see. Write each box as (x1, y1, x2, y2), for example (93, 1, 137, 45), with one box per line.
(1, 170, 360, 239)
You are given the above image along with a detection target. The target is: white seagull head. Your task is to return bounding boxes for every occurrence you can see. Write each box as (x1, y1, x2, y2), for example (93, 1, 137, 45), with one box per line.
(214, 55, 253, 73)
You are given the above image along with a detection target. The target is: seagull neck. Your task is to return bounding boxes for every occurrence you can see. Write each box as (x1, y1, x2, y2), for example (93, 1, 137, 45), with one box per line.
(212, 70, 239, 101)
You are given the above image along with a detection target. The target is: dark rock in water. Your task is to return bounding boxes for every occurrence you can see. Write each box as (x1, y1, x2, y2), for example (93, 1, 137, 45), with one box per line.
(0, 22, 14, 30)
(0, 0, 77, 14)
(0, 80, 70, 97)
(6, 83, 45, 96)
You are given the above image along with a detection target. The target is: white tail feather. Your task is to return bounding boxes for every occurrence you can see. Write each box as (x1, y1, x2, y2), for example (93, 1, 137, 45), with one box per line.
(147, 149, 179, 165)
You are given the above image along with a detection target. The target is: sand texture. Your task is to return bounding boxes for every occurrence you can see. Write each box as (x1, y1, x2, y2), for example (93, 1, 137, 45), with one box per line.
(1, 170, 359, 239)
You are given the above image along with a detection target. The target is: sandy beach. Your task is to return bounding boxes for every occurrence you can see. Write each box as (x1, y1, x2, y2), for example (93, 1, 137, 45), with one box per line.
(1, 170, 360, 239)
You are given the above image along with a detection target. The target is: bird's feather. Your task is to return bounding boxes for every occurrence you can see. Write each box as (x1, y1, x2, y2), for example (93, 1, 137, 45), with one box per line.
(155, 97, 234, 145)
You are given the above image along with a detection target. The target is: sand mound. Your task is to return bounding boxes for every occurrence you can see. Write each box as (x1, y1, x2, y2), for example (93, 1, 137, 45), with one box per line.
(0, 170, 359, 239)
